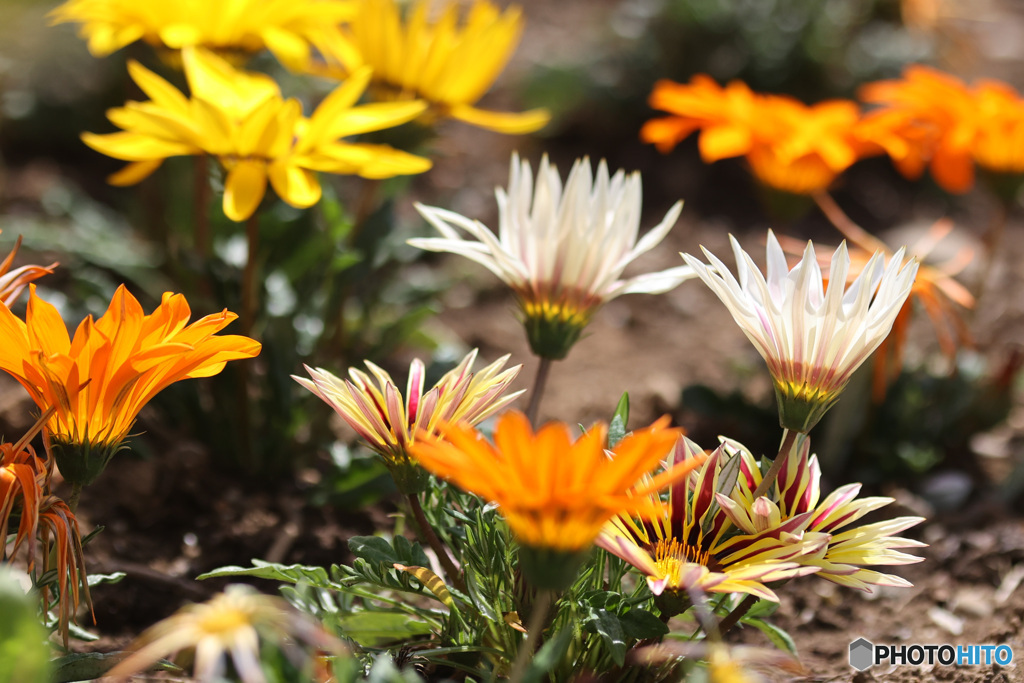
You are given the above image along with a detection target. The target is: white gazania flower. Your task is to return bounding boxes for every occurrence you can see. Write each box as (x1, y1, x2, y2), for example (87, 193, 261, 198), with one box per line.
(681, 231, 918, 432)
(411, 153, 694, 359)
(294, 348, 523, 493)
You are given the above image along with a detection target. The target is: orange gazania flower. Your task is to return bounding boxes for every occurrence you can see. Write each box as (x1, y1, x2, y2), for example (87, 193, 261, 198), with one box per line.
(410, 411, 692, 552)
(0, 234, 57, 306)
(642, 75, 879, 195)
(1, 426, 90, 646)
(860, 65, 1024, 193)
(0, 285, 261, 485)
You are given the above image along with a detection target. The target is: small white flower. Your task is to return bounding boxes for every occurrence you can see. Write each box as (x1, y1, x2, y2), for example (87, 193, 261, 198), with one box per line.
(411, 153, 694, 358)
(681, 231, 918, 431)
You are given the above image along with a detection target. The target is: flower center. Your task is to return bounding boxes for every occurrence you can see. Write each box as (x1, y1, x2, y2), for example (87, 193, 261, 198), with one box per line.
(653, 537, 711, 584)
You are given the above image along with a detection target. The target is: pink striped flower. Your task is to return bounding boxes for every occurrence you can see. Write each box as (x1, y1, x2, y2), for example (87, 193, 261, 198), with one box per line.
(597, 436, 828, 605)
(722, 437, 926, 590)
(682, 231, 917, 432)
(295, 349, 523, 493)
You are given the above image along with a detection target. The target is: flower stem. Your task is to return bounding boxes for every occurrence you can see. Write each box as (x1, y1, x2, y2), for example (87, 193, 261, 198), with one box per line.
(241, 213, 260, 337)
(405, 493, 465, 593)
(193, 155, 211, 259)
(509, 589, 554, 683)
(750, 428, 799, 501)
(68, 482, 83, 515)
(812, 191, 886, 251)
(718, 593, 759, 635)
(525, 357, 552, 427)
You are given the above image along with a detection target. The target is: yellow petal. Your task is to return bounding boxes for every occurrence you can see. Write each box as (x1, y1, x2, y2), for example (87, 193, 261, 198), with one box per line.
(261, 26, 312, 71)
(449, 104, 550, 134)
(108, 160, 164, 186)
(81, 131, 198, 161)
(222, 160, 268, 222)
(268, 161, 321, 209)
(323, 100, 428, 139)
(306, 143, 432, 178)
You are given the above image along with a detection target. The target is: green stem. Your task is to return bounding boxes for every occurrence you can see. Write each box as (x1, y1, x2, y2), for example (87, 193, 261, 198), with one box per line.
(509, 589, 554, 683)
(717, 593, 759, 635)
(525, 358, 552, 427)
(241, 213, 260, 338)
(406, 493, 466, 594)
(68, 482, 83, 515)
(193, 155, 211, 259)
(750, 429, 799, 501)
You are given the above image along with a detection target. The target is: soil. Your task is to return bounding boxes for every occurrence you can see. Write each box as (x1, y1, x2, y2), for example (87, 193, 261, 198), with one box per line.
(2, 1, 1024, 682)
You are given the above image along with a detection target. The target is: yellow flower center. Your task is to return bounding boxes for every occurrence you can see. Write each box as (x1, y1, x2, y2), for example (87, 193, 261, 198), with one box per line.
(653, 537, 711, 584)
(197, 607, 252, 635)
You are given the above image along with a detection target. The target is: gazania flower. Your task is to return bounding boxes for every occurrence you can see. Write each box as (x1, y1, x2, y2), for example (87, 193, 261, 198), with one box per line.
(411, 154, 693, 359)
(736, 437, 926, 590)
(682, 231, 918, 432)
(103, 585, 344, 683)
(0, 285, 261, 488)
(779, 216, 974, 401)
(295, 349, 523, 494)
(82, 48, 431, 221)
(642, 75, 878, 195)
(860, 65, 1024, 193)
(49, 0, 356, 72)
(598, 436, 828, 605)
(1, 426, 90, 647)
(312, 0, 549, 134)
(410, 411, 692, 589)
(0, 234, 57, 306)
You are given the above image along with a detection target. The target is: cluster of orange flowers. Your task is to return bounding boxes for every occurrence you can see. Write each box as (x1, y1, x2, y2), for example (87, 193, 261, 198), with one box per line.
(643, 65, 1024, 195)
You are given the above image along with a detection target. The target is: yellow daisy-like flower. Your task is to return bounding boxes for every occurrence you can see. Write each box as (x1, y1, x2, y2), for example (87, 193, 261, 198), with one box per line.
(598, 436, 828, 605)
(313, 0, 549, 134)
(0, 284, 261, 487)
(410, 411, 692, 589)
(103, 585, 344, 683)
(295, 349, 523, 494)
(49, 0, 357, 71)
(82, 48, 431, 221)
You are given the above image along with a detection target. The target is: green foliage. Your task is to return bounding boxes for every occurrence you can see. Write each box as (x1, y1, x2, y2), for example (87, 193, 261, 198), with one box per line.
(0, 570, 50, 683)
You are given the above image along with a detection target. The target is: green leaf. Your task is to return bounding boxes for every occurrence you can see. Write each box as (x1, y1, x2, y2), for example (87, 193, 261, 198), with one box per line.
(520, 627, 574, 683)
(336, 612, 433, 647)
(584, 608, 627, 666)
(196, 561, 331, 588)
(0, 571, 50, 683)
(349, 536, 400, 566)
(620, 608, 669, 639)
(743, 598, 779, 619)
(86, 572, 126, 587)
(609, 393, 630, 447)
(744, 617, 798, 656)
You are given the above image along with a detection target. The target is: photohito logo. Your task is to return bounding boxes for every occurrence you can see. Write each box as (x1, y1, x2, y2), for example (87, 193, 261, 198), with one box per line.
(849, 637, 1013, 671)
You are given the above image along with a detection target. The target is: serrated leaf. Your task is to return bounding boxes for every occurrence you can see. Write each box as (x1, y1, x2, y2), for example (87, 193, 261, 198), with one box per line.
(585, 608, 627, 666)
(337, 612, 433, 647)
(608, 393, 630, 447)
(743, 598, 779, 619)
(620, 608, 669, 639)
(521, 627, 574, 683)
(744, 617, 798, 656)
(349, 536, 399, 566)
(393, 564, 454, 608)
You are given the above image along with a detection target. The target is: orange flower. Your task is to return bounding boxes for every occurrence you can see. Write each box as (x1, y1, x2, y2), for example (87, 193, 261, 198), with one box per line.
(411, 411, 697, 589)
(0, 233, 57, 306)
(0, 285, 261, 486)
(1, 427, 90, 646)
(860, 65, 1024, 193)
(411, 411, 691, 552)
(642, 75, 877, 194)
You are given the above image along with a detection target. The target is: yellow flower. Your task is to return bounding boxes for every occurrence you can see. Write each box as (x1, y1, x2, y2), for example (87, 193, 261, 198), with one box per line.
(313, 0, 549, 134)
(0, 233, 56, 306)
(410, 411, 692, 588)
(103, 585, 344, 683)
(0, 284, 261, 486)
(49, 0, 356, 71)
(295, 349, 523, 493)
(82, 48, 431, 221)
